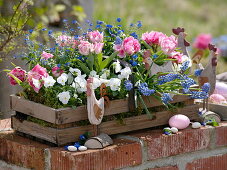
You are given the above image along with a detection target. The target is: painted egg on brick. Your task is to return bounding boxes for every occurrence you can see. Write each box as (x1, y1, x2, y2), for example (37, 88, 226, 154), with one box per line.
(169, 114, 190, 129)
(67, 145, 77, 151)
(78, 146, 88, 151)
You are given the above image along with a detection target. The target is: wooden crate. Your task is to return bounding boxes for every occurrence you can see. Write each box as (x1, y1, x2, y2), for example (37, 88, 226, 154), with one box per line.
(10, 95, 200, 146)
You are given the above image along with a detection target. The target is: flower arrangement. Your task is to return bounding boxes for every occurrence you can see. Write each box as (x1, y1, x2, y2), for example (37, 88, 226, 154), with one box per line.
(6, 18, 211, 117)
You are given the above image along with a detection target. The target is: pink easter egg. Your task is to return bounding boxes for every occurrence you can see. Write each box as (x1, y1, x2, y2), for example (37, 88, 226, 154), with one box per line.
(213, 82, 227, 99)
(169, 114, 190, 129)
(209, 94, 227, 104)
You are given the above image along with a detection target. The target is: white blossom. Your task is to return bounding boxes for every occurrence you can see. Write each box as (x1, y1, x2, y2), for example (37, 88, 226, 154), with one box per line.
(57, 73, 68, 85)
(109, 78, 121, 91)
(89, 70, 99, 78)
(100, 69, 110, 79)
(100, 78, 110, 86)
(113, 60, 121, 73)
(32, 78, 41, 89)
(43, 76, 56, 88)
(74, 75, 87, 93)
(74, 93, 78, 99)
(69, 67, 81, 76)
(118, 67, 132, 79)
(57, 91, 70, 104)
(92, 77, 101, 89)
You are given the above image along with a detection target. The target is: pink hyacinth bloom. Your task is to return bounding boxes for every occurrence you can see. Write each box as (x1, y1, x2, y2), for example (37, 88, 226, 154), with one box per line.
(52, 66, 64, 77)
(159, 35, 177, 55)
(78, 40, 92, 55)
(169, 51, 183, 64)
(8, 67, 26, 85)
(88, 30, 103, 43)
(41, 51, 54, 60)
(93, 42, 104, 54)
(193, 34, 212, 50)
(142, 31, 165, 45)
(27, 64, 48, 93)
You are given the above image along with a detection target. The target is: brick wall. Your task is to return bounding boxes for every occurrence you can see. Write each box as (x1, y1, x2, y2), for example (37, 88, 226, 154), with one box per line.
(1, 119, 227, 170)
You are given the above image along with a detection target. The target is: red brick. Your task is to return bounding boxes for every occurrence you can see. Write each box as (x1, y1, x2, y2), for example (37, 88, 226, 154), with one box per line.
(0, 131, 48, 170)
(0, 118, 11, 130)
(150, 165, 178, 170)
(186, 153, 227, 170)
(215, 122, 227, 146)
(49, 138, 142, 170)
(131, 127, 211, 160)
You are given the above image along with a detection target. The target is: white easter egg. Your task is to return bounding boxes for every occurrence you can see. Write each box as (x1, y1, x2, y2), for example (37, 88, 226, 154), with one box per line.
(170, 127, 178, 133)
(68, 146, 77, 152)
(79, 146, 87, 151)
(192, 122, 202, 129)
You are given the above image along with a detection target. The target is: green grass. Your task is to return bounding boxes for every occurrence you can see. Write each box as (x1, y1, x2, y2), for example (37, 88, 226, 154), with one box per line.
(93, 0, 227, 73)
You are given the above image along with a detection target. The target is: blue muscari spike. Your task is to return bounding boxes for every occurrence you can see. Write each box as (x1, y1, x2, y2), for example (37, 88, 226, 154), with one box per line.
(161, 93, 173, 104)
(124, 80, 133, 91)
(131, 61, 138, 67)
(74, 142, 81, 148)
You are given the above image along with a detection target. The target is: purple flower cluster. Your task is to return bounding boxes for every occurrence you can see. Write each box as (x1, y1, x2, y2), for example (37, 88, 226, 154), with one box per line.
(138, 83, 155, 96)
(161, 93, 173, 104)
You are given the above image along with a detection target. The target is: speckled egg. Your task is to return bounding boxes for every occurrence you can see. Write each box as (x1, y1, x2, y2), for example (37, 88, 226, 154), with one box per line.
(169, 114, 190, 129)
(67, 146, 77, 152)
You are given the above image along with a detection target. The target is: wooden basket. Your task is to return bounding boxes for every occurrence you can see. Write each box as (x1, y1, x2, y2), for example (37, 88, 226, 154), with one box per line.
(10, 95, 199, 146)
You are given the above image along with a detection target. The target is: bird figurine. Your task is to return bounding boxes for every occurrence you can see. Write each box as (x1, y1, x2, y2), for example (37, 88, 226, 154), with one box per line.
(172, 27, 191, 57)
(198, 44, 218, 110)
(86, 77, 105, 126)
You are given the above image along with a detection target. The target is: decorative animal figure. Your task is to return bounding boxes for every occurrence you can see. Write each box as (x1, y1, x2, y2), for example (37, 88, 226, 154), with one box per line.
(86, 77, 105, 125)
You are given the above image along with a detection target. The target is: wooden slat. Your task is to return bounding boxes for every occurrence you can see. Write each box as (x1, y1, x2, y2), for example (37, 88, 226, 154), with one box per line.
(10, 95, 57, 124)
(56, 95, 191, 124)
(12, 117, 57, 144)
(99, 104, 200, 135)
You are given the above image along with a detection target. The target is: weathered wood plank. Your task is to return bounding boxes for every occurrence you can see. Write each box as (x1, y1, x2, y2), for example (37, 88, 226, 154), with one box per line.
(56, 95, 191, 124)
(10, 95, 57, 124)
(99, 104, 200, 135)
(12, 117, 57, 144)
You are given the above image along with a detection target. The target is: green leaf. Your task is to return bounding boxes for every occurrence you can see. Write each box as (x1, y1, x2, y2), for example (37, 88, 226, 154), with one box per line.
(94, 53, 103, 72)
(138, 94, 153, 119)
(7, 73, 22, 85)
(77, 60, 90, 75)
(86, 54, 94, 70)
(3, 69, 11, 72)
(100, 52, 118, 70)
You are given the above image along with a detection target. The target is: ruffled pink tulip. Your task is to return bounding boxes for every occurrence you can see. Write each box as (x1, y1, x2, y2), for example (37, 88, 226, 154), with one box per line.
(193, 34, 212, 50)
(88, 30, 103, 43)
(159, 35, 177, 55)
(78, 40, 92, 55)
(52, 66, 64, 77)
(142, 31, 165, 45)
(41, 51, 54, 60)
(8, 67, 26, 85)
(169, 51, 183, 64)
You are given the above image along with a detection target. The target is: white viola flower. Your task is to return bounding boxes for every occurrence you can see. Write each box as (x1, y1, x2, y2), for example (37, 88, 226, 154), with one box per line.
(89, 70, 99, 78)
(71, 82, 76, 88)
(57, 91, 70, 104)
(74, 75, 87, 93)
(69, 67, 81, 76)
(32, 78, 41, 89)
(100, 69, 110, 79)
(100, 78, 110, 86)
(109, 78, 121, 91)
(57, 73, 68, 85)
(74, 93, 78, 99)
(92, 77, 101, 89)
(43, 76, 56, 88)
(113, 60, 121, 73)
(118, 67, 132, 80)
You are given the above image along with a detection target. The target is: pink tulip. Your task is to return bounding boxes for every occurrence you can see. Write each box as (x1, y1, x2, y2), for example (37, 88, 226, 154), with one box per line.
(87, 30, 103, 43)
(41, 51, 54, 60)
(142, 31, 165, 45)
(169, 51, 183, 64)
(78, 40, 92, 55)
(193, 34, 212, 50)
(52, 66, 64, 77)
(93, 42, 104, 54)
(159, 35, 177, 55)
(8, 67, 26, 85)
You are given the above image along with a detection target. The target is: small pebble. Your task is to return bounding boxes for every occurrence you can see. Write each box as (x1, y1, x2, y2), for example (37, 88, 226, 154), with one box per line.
(79, 146, 87, 151)
(170, 127, 178, 133)
(67, 146, 77, 152)
(192, 122, 202, 129)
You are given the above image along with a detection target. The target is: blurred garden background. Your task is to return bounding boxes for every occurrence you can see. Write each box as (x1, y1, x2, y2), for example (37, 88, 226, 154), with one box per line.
(1, 0, 227, 117)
